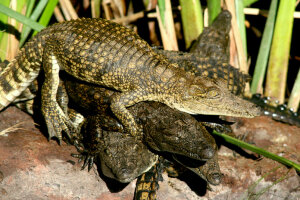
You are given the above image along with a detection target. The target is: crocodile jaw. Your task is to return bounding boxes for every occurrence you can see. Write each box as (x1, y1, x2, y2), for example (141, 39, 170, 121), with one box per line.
(169, 96, 261, 118)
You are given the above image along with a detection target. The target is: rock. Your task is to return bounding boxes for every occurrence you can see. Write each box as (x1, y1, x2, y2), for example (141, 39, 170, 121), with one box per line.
(1, 107, 300, 199)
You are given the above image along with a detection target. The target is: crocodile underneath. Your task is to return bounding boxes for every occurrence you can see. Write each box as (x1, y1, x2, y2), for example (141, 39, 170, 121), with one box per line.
(0, 17, 260, 142)
(60, 78, 222, 199)
(71, 110, 221, 185)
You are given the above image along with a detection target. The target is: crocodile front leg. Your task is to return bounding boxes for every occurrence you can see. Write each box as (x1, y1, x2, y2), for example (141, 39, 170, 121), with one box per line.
(41, 52, 75, 141)
(110, 90, 146, 137)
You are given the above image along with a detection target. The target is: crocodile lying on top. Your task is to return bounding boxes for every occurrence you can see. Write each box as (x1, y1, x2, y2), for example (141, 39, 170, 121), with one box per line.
(0, 17, 261, 142)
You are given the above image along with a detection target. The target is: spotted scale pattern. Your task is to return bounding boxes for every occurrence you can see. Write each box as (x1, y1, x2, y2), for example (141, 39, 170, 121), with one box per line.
(0, 18, 260, 141)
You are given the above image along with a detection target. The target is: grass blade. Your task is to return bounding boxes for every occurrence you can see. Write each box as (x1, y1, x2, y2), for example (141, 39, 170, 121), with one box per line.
(243, 0, 259, 7)
(0, 3, 44, 32)
(157, 0, 165, 26)
(0, 0, 10, 60)
(156, 0, 178, 50)
(211, 130, 300, 173)
(91, 0, 101, 18)
(33, 0, 58, 35)
(20, 0, 48, 47)
(235, 0, 247, 58)
(24, 0, 35, 18)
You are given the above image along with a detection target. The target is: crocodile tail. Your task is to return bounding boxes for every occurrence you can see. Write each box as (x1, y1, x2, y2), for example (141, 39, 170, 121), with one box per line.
(0, 44, 41, 110)
(134, 159, 163, 200)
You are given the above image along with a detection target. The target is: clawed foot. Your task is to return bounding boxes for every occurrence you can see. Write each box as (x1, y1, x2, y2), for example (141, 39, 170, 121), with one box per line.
(71, 139, 97, 172)
(42, 103, 76, 142)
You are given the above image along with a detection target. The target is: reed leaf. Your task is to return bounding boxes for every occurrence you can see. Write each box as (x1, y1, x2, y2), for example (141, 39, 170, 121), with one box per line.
(20, 0, 48, 47)
(243, 0, 259, 7)
(265, 0, 296, 103)
(0, 3, 44, 32)
(287, 69, 300, 111)
(91, 0, 101, 18)
(235, 0, 247, 58)
(250, 0, 278, 94)
(0, 0, 10, 60)
(207, 0, 221, 25)
(179, 0, 203, 49)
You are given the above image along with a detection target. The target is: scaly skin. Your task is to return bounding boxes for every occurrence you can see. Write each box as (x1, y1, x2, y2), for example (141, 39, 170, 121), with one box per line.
(1, 47, 251, 114)
(134, 152, 221, 200)
(56, 75, 223, 200)
(67, 102, 220, 183)
(153, 50, 250, 95)
(66, 99, 221, 196)
(189, 10, 232, 62)
(68, 109, 221, 199)
(76, 114, 158, 183)
(71, 113, 221, 199)
(64, 76, 217, 162)
(0, 18, 260, 142)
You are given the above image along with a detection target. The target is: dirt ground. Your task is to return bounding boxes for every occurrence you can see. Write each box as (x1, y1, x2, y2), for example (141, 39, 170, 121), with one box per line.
(0, 106, 299, 200)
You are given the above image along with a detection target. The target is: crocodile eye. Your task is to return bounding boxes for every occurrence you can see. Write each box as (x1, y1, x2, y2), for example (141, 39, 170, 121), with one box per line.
(188, 85, 206, 97)
(207, 88, 220, 99)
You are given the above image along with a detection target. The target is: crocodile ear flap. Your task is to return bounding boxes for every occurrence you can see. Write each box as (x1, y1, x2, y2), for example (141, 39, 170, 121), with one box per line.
(188, 85, 206, 97)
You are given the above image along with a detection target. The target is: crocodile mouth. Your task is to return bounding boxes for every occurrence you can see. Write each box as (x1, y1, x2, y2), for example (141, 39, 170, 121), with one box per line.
(174, 154, 223, 185)
(168, 143, 215, 161)
(194, 100, 262, 118)
(172, 154, 206, 168)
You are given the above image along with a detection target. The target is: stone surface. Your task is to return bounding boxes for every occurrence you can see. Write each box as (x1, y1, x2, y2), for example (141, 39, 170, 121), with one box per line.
(0, 107, 300, 200)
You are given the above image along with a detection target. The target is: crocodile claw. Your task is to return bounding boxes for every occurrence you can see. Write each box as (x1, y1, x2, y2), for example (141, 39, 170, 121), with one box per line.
(72, 139, 97, 171)
(71, 153, 96, 171)
(42, 102, 76, 142)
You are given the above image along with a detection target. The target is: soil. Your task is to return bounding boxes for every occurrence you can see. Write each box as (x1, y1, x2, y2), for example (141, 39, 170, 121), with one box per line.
(0, 106, 299, 200)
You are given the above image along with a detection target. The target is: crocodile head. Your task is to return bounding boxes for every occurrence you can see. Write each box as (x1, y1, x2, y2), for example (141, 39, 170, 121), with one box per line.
(82, 117, 158, 183)
(173, 151, 222, 186)
(140, 103, 217, 161)
(170, 77, 261, 118)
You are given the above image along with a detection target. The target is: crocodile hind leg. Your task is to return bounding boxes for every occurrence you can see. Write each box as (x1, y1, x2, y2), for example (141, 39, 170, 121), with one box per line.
(56, 80, 85, 144)
(41, 51, 75, 141)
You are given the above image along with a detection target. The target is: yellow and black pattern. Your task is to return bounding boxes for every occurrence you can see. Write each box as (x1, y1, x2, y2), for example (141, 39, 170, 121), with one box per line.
(134, 160, 163, 200)
(0, 17, 260, 142)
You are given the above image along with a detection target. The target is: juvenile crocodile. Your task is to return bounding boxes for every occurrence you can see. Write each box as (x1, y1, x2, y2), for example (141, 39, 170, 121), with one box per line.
(52, 72, 224, 199)
(67, 100, 221, 199)
(65, 95, 221, 199)
(63, 76, 217, 162)
(0, 18, 260, 142)
(72, 116, 221, 200)
(0, 48, 250, 114)
(72, 111, 220, 185)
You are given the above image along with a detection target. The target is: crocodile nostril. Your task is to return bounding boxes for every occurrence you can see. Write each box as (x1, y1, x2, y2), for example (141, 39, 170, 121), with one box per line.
(199, 145, 215, 159)
(207, 172, 222, 185)
(251, 104, 262, 116)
